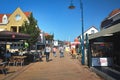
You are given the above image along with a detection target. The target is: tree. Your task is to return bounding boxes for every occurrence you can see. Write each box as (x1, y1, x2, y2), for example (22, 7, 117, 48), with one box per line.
(45, 34, 54, 47)
(45, 34, 54, 41)
(21, 13, 40, 49)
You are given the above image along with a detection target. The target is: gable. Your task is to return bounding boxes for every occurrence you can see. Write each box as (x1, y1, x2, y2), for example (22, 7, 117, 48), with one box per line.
(0, 8, 31, 24)
(8, 7, 31, 26)
(78, 26, 99, 38)
(84, 26, 99, 34)
(0, 14, 11, 23)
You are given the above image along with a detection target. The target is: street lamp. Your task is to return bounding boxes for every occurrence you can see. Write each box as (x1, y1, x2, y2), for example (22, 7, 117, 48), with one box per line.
(68, 0, 85, 65)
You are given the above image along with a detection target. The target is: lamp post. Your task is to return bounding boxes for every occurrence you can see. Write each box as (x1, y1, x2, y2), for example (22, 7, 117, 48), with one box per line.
(68, 0, 85, 65)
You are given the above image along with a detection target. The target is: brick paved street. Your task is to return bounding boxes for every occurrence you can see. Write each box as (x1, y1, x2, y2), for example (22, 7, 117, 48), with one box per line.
(3, 52, 104, 80)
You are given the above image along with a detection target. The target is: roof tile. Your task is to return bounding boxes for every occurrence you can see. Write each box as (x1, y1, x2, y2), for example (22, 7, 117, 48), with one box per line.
(109, 8, 120, 17)
(24, 12, 31, 17)
(0, 12, 31, 23)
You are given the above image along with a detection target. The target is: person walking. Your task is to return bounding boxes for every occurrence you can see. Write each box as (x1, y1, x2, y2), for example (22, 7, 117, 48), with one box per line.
(4, 50, 11, 61)
(53, 46, 57, 57)
(59, 45, 64, 58)
(45, 45, 51, 62)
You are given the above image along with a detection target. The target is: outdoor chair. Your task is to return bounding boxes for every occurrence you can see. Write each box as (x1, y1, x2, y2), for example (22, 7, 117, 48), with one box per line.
(0, 61, 7, 75)
(16, 58, 23, 66)
(15, 56, 26, 66)
(8, 57, 16, 66)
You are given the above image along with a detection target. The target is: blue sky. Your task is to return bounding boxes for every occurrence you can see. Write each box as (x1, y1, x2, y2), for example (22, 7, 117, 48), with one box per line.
(0, 0, 120, 41)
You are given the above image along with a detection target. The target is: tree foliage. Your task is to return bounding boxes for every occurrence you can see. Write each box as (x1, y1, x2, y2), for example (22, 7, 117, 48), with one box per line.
(45, 34, 54, 41)
(21, 13, 40, 45)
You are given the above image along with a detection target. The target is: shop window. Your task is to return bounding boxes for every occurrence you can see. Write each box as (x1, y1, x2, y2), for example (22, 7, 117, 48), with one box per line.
(91, 42, 113, 66)
(91, 42, 113, 57)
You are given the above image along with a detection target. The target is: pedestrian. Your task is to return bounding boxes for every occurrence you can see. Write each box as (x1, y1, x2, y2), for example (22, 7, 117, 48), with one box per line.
(59, 45, 64, 58)
(39, 48, 43, 62)
(19, 49, 24, 56)
(53, 46, 57, 57)
(4, 50, 11, 61)
(45, 44, 51, 62)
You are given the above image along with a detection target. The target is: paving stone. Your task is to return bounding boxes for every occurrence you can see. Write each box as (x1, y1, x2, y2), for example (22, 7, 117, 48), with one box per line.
(1, 52, 104, 80)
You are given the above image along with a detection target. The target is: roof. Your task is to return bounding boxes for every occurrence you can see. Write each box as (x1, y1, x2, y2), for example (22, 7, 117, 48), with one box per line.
(108, 8, 120, 18)
(44, 33, 52, 36)
(74, 38, 79, 42)
(0, 14, 11, 23)
(24, 12, 31, 17)
(84, 26, 98, 33)
(77, 26, 98, 38)
(101, 8, 120, 29)
(0, 12, 31, 23)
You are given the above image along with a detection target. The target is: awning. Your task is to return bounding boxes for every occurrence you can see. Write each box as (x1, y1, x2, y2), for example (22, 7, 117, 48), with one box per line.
(0, 31, 30, 41)
(71, 42, 80, 45)
(89, 23, 120, 40)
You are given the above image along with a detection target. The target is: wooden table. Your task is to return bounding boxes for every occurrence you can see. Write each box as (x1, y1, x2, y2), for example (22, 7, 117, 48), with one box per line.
(12, 56, 26, 66)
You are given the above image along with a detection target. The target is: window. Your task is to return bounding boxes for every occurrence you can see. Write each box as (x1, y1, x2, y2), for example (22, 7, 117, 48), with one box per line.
(91, 42, 113, 57)
(2, 15, 8, 24)
(11, 26, 17, 32)
(3, 17, 6, 20)
(19, 27, 22, 33)
(91, 30, 95, 34)
(15, 14, 22, 21)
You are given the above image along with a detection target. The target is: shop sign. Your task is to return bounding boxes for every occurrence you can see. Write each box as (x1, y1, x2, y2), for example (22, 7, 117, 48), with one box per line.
(12, 34, 15, 38)
(100, 58, 108, 66)
(92, 57, 112, 66)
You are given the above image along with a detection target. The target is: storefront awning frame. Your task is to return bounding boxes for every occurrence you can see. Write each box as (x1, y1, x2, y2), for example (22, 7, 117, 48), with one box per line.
(0, 31, 30, 41)
(89, 23, 120, 40)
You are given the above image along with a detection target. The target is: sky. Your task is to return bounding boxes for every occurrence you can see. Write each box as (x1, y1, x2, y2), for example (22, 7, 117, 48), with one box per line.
(0, 0, 120, 41)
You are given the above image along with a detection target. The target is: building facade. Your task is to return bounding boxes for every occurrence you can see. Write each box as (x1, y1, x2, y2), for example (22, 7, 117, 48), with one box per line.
(0, 7, 31, 52)
(78, 26, 99, 39)
(101, 8, 120, 30)
(89, 8, 120, 69)
(0, 7, 31, 32)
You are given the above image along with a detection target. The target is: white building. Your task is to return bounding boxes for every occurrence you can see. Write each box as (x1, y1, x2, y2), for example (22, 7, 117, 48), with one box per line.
(78, 26, 99, 39)
(81, 26, 99, 65)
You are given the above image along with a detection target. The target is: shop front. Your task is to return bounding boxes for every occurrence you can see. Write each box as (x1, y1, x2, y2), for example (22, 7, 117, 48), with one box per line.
(0, 31, 30, 61)
(90, 41, 113, 66)
(89, 23, 120, 69)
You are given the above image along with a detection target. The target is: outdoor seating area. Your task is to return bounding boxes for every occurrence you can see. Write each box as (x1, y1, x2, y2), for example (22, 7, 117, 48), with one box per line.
(8, 56, 27, 66)
(0, 54, 32, 80)
(0, 63, 27, 80)
(0, 54, 29, 75)
(0, 59, 7, 75)
(0, 28, 31, 79)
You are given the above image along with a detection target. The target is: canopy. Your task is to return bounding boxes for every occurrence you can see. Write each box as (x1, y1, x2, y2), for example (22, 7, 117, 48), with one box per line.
(0, 31, 30, 41)
(89, 23, 120, 40)
(71, 42, 80, 45)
